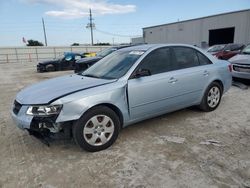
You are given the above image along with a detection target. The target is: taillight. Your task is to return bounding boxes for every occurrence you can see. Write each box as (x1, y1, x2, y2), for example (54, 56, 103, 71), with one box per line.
(228, 64, 232, 72)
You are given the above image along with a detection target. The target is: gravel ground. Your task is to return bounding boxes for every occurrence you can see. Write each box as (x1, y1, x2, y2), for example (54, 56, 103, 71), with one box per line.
(0, 62, 249, 188)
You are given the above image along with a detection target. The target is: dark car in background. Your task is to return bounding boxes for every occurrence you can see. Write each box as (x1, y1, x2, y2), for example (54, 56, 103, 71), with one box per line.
(37, 52, 84, 72)
(207, 43, 245, 60)
(229, 44, 250, 80)
(74, 45, 131, 73)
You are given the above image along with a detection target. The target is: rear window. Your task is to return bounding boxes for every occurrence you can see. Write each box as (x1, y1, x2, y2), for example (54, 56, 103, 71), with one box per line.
(197, 52, 212, 65)
(207, 45, 225, 52)
(173, 47, 199, 69)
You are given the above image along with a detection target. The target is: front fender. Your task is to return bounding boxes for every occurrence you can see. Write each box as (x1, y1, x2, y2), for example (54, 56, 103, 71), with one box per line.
(53, 81, 129, 124)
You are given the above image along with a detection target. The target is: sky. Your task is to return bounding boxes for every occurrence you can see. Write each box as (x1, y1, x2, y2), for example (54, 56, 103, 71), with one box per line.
(0, 0, 250, 47)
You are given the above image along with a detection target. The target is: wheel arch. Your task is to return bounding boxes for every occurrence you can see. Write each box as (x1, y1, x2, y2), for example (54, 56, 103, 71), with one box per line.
(199, 79, 224, 106)
(45, 63, 56, 71)
(212, 79, 224, 93)
(83, 103, 124, 128)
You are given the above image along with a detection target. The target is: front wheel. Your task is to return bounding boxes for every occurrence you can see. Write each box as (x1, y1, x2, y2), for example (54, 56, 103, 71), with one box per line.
(73, 106, 121, 152)
(199, 82, 222, 112)
(45, 64, 55, 72)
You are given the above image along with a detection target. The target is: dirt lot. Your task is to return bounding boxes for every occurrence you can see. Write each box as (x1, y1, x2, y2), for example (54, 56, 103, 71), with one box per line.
(0, 62, 249, 188)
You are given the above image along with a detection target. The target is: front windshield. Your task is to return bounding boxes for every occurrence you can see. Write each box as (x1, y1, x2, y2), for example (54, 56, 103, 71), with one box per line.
(241, 44, 250, 54)
(96, 48, 116, 57)
(82, 50, 144, 79)
(207, 45, 225, 52)
(57, 53, 73, 60)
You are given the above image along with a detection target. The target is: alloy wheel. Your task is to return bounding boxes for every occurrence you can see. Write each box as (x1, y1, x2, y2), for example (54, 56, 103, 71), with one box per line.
(207, 86, 221, 108)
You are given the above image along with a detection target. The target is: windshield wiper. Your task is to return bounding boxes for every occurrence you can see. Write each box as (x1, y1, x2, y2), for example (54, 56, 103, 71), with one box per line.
(83, 74, 100, 78)
(242, 52, 250, 55)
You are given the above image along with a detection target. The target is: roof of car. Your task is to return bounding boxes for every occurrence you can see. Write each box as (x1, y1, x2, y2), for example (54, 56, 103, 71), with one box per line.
(114, 45, 132, 49)
(117, 44, 156, 51)
(117, 44, 200, 52)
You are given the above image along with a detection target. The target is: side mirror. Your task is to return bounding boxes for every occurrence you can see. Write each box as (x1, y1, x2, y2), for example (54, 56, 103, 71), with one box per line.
(134, 68, 151, 78)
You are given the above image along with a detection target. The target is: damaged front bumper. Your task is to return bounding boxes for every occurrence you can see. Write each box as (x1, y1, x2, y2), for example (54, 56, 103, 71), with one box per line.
(11, 102, 71, 145)
(11, 104, 60, 131)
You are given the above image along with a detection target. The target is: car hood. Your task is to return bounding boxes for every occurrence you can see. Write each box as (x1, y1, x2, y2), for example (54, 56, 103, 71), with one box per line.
(16, 74, 116, 105)
(76, 56, 102, 64)
(229, 54, 250, 64)
(39, 59, 60, 65)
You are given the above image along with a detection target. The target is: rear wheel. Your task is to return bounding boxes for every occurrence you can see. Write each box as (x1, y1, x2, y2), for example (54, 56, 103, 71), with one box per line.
(73, 106, 121, 152)
(199, 82, 222, 112)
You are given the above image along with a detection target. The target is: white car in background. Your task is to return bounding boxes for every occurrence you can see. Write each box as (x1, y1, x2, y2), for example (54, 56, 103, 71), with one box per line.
(229, 44, 250, 79)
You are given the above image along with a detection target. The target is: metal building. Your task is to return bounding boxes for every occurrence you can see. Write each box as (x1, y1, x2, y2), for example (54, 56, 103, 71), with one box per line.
(131, 37, 144, 45)
(143, 9, 250, 47)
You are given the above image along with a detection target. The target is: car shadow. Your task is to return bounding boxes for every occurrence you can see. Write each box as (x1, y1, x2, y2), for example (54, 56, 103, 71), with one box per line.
(232, 78, 250, 89)
(233, 77, 250, 85)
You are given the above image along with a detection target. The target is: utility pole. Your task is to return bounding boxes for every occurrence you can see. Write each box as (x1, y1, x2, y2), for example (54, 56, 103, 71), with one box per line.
(42, 18, 48, 46)
(86, 9, 94, 45)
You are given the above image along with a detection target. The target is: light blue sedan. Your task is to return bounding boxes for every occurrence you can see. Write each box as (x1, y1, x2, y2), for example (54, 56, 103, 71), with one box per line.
(11, 44, 232, 152)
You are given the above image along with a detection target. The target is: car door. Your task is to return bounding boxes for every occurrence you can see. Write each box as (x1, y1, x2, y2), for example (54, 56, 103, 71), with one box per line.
(128, 47, 181, 119)
(61, 54, 74, 70)
(71, 55, 82, 69)
(170, 47, 213, 106)
(60, 58, 70, 70)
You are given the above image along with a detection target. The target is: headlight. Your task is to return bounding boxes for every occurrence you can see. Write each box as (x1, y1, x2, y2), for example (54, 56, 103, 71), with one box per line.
(26, 105, 62, 116)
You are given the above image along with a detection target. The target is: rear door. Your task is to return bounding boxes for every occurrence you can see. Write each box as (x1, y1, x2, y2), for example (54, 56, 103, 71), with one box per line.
(170, 47, 213, 105)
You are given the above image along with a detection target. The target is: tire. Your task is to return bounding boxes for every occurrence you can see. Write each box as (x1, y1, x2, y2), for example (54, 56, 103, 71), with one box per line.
(73, 106, 121, 152)
(199, 82, 222, 112)
(45, 64, 55, 72)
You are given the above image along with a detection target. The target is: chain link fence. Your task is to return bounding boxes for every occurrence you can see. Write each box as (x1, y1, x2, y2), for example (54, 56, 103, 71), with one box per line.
(0, 46, 109, 64)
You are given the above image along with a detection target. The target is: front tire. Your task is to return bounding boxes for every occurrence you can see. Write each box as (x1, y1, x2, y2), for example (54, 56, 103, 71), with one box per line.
(199, 82, 222, 112)
(73, 106, 121, 152)
(45, 64, 55, 72)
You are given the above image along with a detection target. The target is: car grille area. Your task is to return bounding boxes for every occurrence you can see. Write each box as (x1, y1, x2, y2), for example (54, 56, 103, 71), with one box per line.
(13, 100, 22, 115)
(233, 64, 250, 73)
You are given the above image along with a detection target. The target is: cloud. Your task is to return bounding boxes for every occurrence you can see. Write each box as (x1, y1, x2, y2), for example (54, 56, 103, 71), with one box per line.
(46, 9, 89, 19)
(23, 0, 136, 19)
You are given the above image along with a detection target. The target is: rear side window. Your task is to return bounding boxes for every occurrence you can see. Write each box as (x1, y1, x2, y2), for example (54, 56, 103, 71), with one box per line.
(173, 47, 199, 69)
(197, 51, 212, 65)
(138, 47, 173, 75)
(230, 44, 244, 51)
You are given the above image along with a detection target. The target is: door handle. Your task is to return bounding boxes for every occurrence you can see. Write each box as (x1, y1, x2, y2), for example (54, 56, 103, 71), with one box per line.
(168, 77, 178, 83)
(203, 70, 209, 76)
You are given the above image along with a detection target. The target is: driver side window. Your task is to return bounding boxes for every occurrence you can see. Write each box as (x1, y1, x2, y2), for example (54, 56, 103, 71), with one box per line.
(137, 47, 173, 75)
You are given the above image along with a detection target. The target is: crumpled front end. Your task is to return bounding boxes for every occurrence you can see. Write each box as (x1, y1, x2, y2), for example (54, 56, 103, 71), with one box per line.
(10, 76, 124, 145)
(11, 100, 70, 145)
